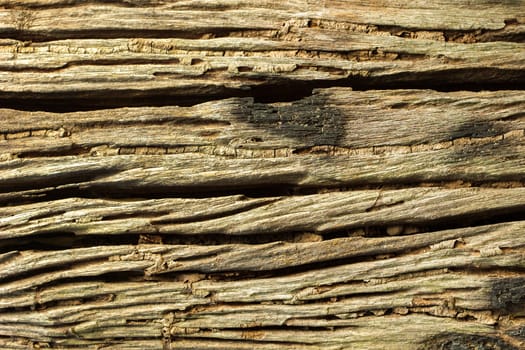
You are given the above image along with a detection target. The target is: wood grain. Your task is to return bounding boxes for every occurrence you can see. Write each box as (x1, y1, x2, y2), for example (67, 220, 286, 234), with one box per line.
(1, 1, 524, 349)
(2, 188, 525, 240)
(1, 88, 524, 156)
(0, 0, 523, 104)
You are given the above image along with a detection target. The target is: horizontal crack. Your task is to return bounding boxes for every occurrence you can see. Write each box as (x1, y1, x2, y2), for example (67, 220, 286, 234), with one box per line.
(0, 67, 524, 112)
(3, 28, 275, 42)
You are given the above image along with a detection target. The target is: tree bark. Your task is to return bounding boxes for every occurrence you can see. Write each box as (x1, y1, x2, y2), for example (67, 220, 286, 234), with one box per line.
(0, 1, 524, 349)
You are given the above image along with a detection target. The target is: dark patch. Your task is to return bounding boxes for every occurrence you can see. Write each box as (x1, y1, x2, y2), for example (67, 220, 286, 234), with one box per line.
(17, 144, 91, 159)
(238, 66, 253, 72)
(419, 333, 519, 350)
(3, 27, 257, 42)
(507, 327, 525, 339)
(448, 120, 511, 140)
(390, 102, 409, 109)
(1, 0, 159, 10)
(25, 178, 310, 203)
(0, 89, 249, 112)
(498, 112, 525, 122)
(360, 68, 525, 92)
(504, 18, 519, 26)
(237, 90, 346, 147)
(490, 278, 525, 313)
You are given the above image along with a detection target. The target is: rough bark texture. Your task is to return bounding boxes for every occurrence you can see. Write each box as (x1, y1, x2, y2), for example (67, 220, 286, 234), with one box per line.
(1, 1, 524, 349)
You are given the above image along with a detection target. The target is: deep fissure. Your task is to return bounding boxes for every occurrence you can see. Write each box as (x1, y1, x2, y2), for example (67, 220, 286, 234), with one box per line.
(1, 68, 524, 112)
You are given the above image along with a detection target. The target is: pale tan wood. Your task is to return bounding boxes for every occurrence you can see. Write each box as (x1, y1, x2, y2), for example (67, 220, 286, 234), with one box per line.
(0, 1, 523, 101)
(1, 188, 525, 240)
(0, 225, 523, 346)
(0, 220, 523, 299)
(1, 0, 523, 33)
(1, 1, 524, 349)
(1, 144, 524, 203)
(0, 36, 523, 100)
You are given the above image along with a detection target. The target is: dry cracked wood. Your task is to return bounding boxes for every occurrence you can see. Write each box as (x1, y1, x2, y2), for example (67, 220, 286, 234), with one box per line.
(1, 1, 525, 349)
(1, 188, 525, 239)
(0, 36, 522, 101)
(2, 96, 524, 349)
(0, 89, 524, 203)
(1, 88, 524, 157)
(0, 0, 524, 105)
(0, 221, 524, 348)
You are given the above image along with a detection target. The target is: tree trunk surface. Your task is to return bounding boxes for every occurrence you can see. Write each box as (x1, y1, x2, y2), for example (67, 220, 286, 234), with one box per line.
(0, 1, 524, 349)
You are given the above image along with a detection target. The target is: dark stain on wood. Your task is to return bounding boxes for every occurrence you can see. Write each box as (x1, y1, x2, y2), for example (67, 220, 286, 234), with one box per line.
(243, 93, 346, 147)
(449, 120, 511, 140)
(1, 1, 524, 348)
(507, 326, 525, 340)
(420, 333, 518, 350)
(490, 277, 525, 313)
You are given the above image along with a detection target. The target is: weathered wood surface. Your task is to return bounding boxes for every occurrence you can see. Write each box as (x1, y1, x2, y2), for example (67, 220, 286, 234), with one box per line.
(1, 88, 524, 155)
(1, 1, 525, 349)
(0, 0, 524, 106)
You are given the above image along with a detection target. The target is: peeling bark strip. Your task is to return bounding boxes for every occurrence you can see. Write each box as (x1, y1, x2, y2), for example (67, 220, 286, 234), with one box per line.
(1, 1, 525, 349)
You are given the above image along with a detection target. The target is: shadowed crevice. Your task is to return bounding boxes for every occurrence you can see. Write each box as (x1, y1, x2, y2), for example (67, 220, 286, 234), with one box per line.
(0, 68, 523, 113)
